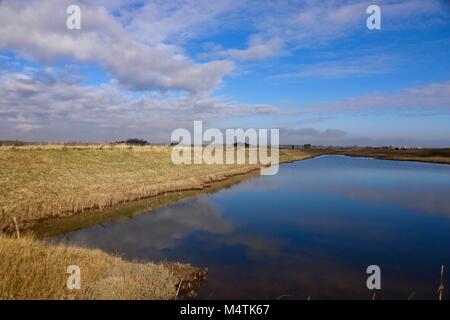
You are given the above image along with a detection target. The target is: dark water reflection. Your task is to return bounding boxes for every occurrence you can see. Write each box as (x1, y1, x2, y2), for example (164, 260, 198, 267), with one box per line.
(52, 156, 450, 299)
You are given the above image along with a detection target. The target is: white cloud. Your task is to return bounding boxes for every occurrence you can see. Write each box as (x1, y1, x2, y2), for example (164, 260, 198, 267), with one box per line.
(310, 81, 450, 114)
(1, 0, 445, 91)
(280, 127, 347, 142)
(84, 0, 448, 48)
(123, 0, 240, 45)
(201, 37, 286, 62)
(198, 0, 447, 62)
(273, 54, 395, 79)
(0, 0, 234, 93)
(224, 37, 285, 61)
(1, 0, 449, 146)
(0, 69, 282, 141)
(256, 0, 447, 48)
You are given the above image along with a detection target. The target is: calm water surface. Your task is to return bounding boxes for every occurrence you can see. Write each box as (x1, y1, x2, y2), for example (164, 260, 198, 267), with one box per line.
(52, 156, 450, 299)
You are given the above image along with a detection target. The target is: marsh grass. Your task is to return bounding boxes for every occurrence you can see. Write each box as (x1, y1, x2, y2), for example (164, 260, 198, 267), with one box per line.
(33, 167, 262, 238)
(0, 233, 202, 299)
(0, 145, 320, 233)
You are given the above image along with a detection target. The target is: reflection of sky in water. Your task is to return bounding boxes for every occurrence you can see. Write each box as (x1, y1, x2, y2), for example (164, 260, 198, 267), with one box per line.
(52, 156, 450, 299)
(54, 198, 232, 260)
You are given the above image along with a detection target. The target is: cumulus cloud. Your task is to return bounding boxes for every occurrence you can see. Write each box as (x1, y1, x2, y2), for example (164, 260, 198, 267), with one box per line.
(0, 0, 234, 93)
(0, 69, 282, 141)
(1, 0, 449, 146)
(1, 0, 445, 92)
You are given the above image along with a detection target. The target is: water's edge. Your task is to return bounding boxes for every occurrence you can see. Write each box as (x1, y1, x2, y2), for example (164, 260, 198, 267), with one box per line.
(35, 152, 448, 239)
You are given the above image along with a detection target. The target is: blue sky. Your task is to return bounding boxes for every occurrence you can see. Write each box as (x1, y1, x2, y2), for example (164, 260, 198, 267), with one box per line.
(0, 0, 449, 146)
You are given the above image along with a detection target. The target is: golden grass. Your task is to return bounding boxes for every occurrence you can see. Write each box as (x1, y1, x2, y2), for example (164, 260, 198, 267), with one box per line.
(0, 145, 322, 233)
(0, 234, 202, 300)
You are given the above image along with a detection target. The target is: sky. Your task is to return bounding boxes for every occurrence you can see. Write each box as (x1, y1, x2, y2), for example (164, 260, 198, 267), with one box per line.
(0, 0, 449, 146)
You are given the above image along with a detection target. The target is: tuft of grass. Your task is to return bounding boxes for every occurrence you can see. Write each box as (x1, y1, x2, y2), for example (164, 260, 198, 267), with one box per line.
(0, 234, 202, 300)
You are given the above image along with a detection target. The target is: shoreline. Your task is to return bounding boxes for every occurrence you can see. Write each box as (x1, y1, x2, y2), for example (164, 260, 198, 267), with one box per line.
(1, 147, 326, 237)
(1, 146, 448, 299)
(33, 152, 323, 238)
(336, 154, 450, 165)
(33, 168, 262, 238)
(3, 148, 448, 237)
(330, 148, 450, 165)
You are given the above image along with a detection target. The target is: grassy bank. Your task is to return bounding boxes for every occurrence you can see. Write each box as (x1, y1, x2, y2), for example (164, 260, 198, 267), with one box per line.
(33, 167, 264, 239)
(0, 234, 204, 299)
(0, 145, 322, 233)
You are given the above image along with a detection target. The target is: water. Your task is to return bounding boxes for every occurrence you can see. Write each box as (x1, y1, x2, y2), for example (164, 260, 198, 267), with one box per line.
(52, 156, 450, 299)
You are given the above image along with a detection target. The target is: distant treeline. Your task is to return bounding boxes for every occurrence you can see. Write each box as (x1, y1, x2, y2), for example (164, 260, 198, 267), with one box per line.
(0, 139, 151, 146)
(0, 140, 28, 146)
(115, 138, 150, 146)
